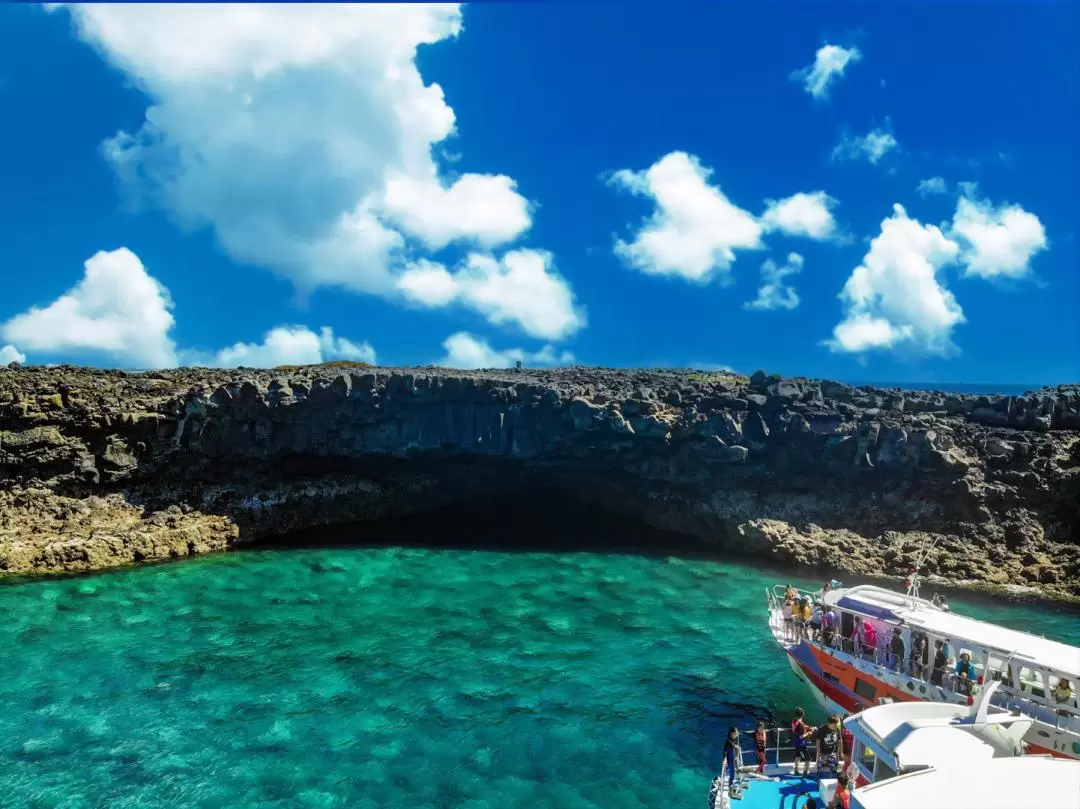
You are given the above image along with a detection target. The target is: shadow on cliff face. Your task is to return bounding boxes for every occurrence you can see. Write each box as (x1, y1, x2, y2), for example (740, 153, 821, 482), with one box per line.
(251, 487, 728, 558)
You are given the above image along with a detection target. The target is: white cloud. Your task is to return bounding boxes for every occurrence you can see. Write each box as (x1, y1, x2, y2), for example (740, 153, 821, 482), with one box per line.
(0, 345, 26, 365)
(397, 249, 585, 341)
(608, 151, 764, 282)
(760, 192, 837, 240)
(832, 127, 898, 165)
(396, 259, 459, 307)
(437, 331, 574, 370)
(211, 325, 375, 368)
(950, 194, 1047, 280)
(381, 173, 532, 251)
(825, 204, 964, 355)
(744, 253, 803, 311)
(0, 248, 177, 367)
(51, 4, 535, 299)
(791, 44, 862, 99)
(916, 176, 948, 197)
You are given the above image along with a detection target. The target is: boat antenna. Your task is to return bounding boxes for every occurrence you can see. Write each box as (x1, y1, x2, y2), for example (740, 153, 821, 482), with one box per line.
(905, 535, 941, 607)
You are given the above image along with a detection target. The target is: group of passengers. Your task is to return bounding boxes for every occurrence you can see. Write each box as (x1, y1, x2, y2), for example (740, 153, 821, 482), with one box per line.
(781, 584, 835, 645)
(782, 584, 993, 698)
(790, 707, 853, 808)
(721, 708, 853, 808)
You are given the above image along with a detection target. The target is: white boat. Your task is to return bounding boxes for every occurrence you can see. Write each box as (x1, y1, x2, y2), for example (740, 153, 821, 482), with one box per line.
(764, 576, 1080, 761)
(710, 681, 1080, 809)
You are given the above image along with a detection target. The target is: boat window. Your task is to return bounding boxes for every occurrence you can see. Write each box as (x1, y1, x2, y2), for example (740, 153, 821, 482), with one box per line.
(858, 742, 875, 770)
(874, 758, 898, 782)
(853, 678, 877, 701)
(1018, 666, 1046, 699)
(986, 653, 1010, 683)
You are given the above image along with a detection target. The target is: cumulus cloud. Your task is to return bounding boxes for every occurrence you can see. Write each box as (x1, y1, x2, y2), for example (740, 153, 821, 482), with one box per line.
(760, 192, 837, 240)
(0, 345, 26, 365)
(437, 331, 574, 370)
(50, 4, 539, 302)
(791, 44, 862, 99)
(949, 194, 1047, 280)
(916, 176, 948, 197)
(606, 153, 841, 283)
(607, 151, 764, 282)
(397, 249, 585, 340)
(0, 248, 177, 367)
(825, 204, 964, 355)
(832, 126, 898, 165)
(744, 253, 803, 311)
(210, 325, 375, 368)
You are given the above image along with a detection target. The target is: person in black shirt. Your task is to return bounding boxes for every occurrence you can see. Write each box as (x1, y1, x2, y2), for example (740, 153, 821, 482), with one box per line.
(815, 714, 841, 773)
(930, 641, 948, 686)
(888, 627, 906, 672)
(909, 633, 928, 679)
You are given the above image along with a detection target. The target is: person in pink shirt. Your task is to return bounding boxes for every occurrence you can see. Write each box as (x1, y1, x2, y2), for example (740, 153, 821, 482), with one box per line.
(860, 620, 877, 661)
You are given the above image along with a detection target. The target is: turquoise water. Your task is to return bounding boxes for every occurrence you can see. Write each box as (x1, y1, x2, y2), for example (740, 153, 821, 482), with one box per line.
(3, 549, 1078, 809)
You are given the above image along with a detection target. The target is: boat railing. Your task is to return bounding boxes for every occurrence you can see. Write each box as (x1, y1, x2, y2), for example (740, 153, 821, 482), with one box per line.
(711, 725, 817, 809)
(712, 725, 855, 807)
(769, 585, 1080, 726)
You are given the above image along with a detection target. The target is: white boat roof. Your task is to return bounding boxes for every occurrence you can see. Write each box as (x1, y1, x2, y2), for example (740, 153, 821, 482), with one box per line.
(851, 756, 1080, 809)
(824, 585, 1080, 676)
(850, 699, 1010, 768)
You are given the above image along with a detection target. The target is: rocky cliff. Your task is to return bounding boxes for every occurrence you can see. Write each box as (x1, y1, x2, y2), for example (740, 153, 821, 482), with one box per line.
(1, 362, 1078, 598)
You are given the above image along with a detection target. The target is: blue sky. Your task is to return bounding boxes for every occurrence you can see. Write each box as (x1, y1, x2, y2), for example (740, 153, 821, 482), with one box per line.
(1, 3, 1077, 384)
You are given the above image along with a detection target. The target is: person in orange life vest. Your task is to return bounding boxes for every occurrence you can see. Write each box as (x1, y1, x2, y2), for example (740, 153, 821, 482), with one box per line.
(752, 720, 767, 773)
(828, 773, 851, 809)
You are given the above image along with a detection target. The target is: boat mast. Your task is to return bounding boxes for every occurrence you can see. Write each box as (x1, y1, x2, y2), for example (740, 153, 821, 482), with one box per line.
(905, 535, 941, 608)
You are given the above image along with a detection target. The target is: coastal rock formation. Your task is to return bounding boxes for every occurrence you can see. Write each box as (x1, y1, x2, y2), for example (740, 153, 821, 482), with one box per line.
(1, 362, 1078, 598)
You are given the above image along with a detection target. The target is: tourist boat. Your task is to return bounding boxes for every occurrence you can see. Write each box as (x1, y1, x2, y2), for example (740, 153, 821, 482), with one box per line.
(709, 680, 1080, 808)
(765, 574, 1080, 761)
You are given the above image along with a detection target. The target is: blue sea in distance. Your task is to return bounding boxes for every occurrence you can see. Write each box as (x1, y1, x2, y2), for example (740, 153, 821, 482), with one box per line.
(2, 547, 1079, 809)
(852, 381, 1047, 396)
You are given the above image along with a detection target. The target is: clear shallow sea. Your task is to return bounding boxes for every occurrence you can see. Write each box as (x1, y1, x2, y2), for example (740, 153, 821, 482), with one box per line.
(2, 548, 1078, 809)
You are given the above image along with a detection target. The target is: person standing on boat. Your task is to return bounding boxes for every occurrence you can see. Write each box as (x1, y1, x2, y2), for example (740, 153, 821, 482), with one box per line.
(783, 597, 795, 642)
(798, 597, 812, 640)
(860, 619, 877, 662)
(888, 627, 905, 672)
(790, 708, 813, 776)
(931, 640, 949, 686)
(814, 714, 841, 773)
(821, 606, 837, 647)
(753, 720, 767, 774)
(810, 602, 823, 641)
(839, 713, 854, 777)
(847, 616, 861, 655)
(909, 633, 928, 679)
(722, 727, 741, 792)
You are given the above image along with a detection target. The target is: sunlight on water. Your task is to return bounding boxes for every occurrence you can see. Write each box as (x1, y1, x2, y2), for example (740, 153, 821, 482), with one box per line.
(2, 548, 1077, 808)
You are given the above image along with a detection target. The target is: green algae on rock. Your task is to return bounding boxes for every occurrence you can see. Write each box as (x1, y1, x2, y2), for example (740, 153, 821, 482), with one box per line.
(0, 362, 1078, 597)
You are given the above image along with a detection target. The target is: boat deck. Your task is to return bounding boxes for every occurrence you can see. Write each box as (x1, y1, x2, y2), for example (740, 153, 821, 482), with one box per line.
(725, 771, 821, 808)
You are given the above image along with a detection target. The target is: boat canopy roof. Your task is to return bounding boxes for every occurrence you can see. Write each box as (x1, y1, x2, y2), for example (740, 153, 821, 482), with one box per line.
(823, 585, 1080, 676)
(849, 698, 1017, 768)
(851, 757, 1080, 809)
